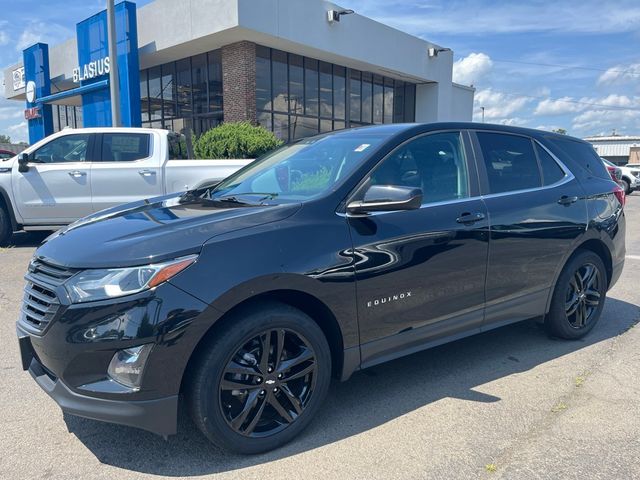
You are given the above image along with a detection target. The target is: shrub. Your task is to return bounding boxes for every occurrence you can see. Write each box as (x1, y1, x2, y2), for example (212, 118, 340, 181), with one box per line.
(193, 122, 282, 159)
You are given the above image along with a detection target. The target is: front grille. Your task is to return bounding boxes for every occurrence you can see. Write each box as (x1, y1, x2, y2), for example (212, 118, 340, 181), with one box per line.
(20, 258, 76, 334)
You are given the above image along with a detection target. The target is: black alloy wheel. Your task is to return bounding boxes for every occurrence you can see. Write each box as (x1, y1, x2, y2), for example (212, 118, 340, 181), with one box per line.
(546, 249, 607, 339)
(565, 263, 601, 329)
(220, 328, 317, 437)
(187, 303, 331, 454)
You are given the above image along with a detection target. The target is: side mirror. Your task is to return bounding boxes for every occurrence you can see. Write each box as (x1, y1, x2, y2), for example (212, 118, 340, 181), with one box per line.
(18, 153, 30, 173)
(347, 185, 423, 215)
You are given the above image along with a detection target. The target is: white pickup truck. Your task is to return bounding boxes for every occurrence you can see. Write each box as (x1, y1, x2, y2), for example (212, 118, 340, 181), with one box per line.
(0, 127, 252, 245)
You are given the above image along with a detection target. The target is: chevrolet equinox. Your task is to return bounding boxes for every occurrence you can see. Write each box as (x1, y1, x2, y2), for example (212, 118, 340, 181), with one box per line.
(17, 123, 625, 454)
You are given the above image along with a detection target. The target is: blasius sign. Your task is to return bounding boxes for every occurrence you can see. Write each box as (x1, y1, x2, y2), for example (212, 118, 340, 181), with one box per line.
(72, 57, 110, 83)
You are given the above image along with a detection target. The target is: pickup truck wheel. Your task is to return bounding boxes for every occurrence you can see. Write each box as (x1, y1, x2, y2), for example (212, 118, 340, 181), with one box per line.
(187, 303, 331, 454)
(0, 206, 12, 247)
(545, 250, 606, 340)
(622, 178, 631, 195)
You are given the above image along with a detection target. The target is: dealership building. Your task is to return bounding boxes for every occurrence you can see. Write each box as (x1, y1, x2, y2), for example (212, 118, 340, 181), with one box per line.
(3, 0, 473, 145)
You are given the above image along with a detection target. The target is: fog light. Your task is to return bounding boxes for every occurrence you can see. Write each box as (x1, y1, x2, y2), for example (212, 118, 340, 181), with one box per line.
(107, 344, 153, 390)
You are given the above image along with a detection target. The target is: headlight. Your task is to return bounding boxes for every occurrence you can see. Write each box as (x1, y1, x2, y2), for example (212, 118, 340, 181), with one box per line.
(64, 255, 197, 303)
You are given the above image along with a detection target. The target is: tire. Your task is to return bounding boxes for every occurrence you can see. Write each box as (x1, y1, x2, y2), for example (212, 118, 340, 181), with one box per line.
(187, 303, 332, 454)
(622, 178, 632, 195)
(545, 250, 607, 339)
(0, 206, 12, 247)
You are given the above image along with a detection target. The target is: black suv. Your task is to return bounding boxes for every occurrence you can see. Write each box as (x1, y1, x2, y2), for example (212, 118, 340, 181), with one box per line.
(17, 123, 625, 454)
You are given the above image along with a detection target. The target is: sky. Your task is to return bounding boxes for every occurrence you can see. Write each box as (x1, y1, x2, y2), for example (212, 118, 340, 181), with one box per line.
(1, 0, 639, 143)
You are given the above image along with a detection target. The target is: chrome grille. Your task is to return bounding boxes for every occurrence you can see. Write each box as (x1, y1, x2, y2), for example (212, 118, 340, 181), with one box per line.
(20, 259, 76, 334)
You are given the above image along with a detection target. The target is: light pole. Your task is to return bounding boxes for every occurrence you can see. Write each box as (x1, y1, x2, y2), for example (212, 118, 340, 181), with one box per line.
(107, 0, 121, 127)
(481, 106, 485, 123)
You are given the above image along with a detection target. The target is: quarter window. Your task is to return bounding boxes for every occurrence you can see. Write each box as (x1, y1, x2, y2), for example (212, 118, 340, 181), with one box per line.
(477, 132, 541, 194)
(33, 134, 90, 163)
(369, 132, 469, 204)
(100, 134, 150, 162)
(536, 143, 566, 185)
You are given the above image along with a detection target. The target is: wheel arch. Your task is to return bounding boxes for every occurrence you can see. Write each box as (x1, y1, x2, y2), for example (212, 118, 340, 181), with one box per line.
(0, 186, 18, 230)
(179, 289, 348, 396)
(544, 237, 613, 314)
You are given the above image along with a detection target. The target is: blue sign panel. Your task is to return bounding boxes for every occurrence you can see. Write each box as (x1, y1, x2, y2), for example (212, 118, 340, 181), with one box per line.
(23, 43, 53, 144)
(76, 1, 141, 128)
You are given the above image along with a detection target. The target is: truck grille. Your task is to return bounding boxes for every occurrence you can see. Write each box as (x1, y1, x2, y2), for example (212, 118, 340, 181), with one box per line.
(20, 259, 76, 334)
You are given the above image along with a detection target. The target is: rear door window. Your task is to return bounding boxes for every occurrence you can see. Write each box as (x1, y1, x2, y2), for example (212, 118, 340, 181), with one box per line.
(100, 133, 151, 162)
(476, 132, 541, 194)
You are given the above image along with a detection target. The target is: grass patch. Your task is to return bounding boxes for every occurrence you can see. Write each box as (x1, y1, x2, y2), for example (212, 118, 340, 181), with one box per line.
(485, 463, 497, 473)
(551, 401, 568, 413)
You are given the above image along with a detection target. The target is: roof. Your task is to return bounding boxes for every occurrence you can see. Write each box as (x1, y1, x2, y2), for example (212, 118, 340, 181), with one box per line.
(583, 136, 640, 142)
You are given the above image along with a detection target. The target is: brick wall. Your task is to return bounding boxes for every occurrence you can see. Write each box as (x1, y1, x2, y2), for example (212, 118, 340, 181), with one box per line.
(221, 41, 257, 124)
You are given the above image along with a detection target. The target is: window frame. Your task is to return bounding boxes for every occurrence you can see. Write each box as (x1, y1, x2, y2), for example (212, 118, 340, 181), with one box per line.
(342, 129, 480, 214)
(470, 130, 573, 198)
(93, 133, 154, 163)
(31, 133, 94, 164)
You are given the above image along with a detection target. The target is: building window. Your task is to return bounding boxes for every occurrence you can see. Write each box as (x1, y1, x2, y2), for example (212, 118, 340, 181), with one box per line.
(140, 48, 224, 135)
(255, 45, 416, 142)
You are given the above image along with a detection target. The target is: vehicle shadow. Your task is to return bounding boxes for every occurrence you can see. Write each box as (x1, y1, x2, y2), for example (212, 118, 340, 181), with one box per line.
(8, 231, 50, 248)
(64, 297, 639, 476)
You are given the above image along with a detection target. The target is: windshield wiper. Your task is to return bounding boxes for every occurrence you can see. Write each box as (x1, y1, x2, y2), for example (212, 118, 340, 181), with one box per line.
(217, 192, 279, 203)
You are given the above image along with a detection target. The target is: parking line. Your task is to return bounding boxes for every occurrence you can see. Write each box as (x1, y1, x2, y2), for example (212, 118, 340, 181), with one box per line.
(625, 255, 640, 261)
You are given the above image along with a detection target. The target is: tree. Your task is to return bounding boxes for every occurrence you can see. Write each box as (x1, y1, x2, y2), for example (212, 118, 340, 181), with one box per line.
(194, 122, 283, 159)
(0, 135, 11, 144)
(552, 128, 567, 135)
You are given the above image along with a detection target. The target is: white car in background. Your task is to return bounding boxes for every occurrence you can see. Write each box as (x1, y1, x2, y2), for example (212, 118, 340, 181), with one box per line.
(0, 127, 252, 245)
(602, 158, 640, 195)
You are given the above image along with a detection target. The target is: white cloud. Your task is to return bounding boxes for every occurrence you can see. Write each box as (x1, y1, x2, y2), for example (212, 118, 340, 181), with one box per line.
(0, 31, 9, 47)
(6, 122, 28, 143)
(453, 53, 493, 86)
(572, 109, 640, 136)
(534, 97, 583, 116)
(0, 106, 23, 121)
(474, 88, 532, 121)
(597, 62, 640, 86)
(346, 0, 640, 35)
(16, 21, 74, 52)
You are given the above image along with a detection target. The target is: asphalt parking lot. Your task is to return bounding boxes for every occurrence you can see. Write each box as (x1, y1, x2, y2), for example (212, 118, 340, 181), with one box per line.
(1, 199, 639, 480)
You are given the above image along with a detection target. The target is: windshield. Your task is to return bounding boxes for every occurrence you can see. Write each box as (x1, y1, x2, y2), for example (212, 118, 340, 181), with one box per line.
(209, 132, 389, 202)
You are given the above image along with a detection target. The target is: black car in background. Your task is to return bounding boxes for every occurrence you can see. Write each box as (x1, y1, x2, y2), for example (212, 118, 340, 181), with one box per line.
(17, 123, 625, 454)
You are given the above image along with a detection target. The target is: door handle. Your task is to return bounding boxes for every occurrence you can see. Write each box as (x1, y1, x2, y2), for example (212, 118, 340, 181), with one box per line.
(558, 195, 578, 205)
(139, 169, 156, 177)
(456, 212, 485, 224)
(68, 170, 86, 178)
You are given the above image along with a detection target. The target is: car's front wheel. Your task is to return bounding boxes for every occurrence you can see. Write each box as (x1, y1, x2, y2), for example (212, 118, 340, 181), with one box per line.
(187, 303, 331, 454)
(545, 250, 607, 339)
(622, 178, 632, 195)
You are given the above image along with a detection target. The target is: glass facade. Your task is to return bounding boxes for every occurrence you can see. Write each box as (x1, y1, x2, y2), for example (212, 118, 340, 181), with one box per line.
(140, 49, 223, 135)
(256, 45, 416, 142)
(52, 105, 83, 132)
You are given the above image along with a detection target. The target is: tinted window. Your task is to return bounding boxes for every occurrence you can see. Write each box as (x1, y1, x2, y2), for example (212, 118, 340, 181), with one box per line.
(546, 137, 610, 180)
(477, 132, 541, 194)
(33, 134, 90, 163)
(536, 143, 566, 185)
(101, 134, 150, 162)
(370, 132, 469, 204)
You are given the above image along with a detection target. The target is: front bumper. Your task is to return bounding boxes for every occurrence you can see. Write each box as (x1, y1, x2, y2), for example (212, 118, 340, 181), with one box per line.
(16, 281, 214, 436)
(25, 349, 178, 436)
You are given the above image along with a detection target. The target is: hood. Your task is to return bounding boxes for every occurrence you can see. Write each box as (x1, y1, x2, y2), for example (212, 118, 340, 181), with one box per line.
(36, 193, 301, 268)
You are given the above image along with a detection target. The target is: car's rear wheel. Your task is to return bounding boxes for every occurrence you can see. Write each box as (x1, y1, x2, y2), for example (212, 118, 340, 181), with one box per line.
(0, 206, 12, 247)
(622, 178, 632, 195)
(545, 250, 607, 339)
(187, 303, 331, 454)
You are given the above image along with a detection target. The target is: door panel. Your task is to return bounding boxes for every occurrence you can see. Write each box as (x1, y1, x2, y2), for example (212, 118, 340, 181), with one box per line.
(90, 132, 162, 212)
(13, 134, 94, 223)
(347, 131, 489, 363)
(472, 131, 589, 326)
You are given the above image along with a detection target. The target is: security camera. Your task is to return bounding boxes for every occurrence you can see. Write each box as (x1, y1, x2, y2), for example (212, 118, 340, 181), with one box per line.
(327, 9, 355, 23)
